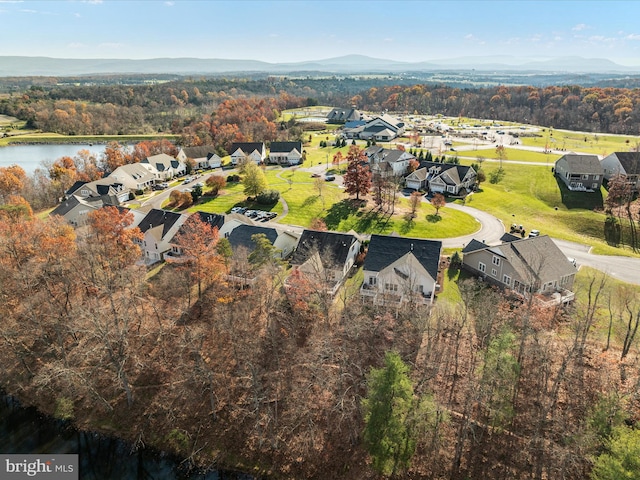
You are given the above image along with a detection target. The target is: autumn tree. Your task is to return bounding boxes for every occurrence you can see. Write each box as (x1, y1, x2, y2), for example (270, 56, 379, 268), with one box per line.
(343, 145, 371, 201)
(407, 158, 420, 174)
(173, 214, 223, 300)
(309, 217, 327, 231)
(409, 191, 422, 218)
(0, 165, 27, 202)
(495, 144, 507, 167)
(242, 162, 268, 198)
(332, 151, 344, 167)
(430, 193, 446, 215)
(206, 175, 226, 195)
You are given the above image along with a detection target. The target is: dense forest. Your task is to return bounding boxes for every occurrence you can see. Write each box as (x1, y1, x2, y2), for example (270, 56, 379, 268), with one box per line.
(3, 76, 640, 137)
(1, 207, 639, 479)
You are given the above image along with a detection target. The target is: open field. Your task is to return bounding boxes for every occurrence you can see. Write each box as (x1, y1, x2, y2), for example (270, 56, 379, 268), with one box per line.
(471, 146, 563, 164)
(460, 160, 640, 256)
(520, 129, 640, 156)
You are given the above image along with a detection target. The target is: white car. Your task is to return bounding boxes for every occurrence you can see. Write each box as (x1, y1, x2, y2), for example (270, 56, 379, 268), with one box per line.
(528, 229, 540, 238)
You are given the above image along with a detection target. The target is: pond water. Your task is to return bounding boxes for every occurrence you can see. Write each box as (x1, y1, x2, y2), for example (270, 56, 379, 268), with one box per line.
(0, 395, 254, 479)
(0, 144, 107, 174)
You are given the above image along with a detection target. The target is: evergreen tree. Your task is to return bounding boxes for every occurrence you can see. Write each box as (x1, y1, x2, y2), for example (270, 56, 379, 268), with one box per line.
(362, 352, 420, 476)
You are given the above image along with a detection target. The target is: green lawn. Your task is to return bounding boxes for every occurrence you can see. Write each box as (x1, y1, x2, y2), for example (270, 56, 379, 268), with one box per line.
(462, 161, 640, 256)
(188, 166, 479, 238)
(0, 132, 179, 147)
(520, 129, 640, 156)
(471, 146, 563, 164)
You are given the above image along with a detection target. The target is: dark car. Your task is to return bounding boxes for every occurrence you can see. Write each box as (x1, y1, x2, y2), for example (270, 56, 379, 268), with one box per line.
(325, 175, 336, 181)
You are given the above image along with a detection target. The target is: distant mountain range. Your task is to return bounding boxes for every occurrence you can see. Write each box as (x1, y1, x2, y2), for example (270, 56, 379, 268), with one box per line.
(1, 54, 638, 77)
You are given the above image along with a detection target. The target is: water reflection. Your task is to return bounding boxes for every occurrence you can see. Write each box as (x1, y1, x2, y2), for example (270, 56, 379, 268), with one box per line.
(0, 396, 254, 479)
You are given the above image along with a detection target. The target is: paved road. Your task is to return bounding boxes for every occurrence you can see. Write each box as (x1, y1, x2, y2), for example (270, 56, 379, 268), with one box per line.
(439, 203, 505, 248)
(553, 239, 640, 285)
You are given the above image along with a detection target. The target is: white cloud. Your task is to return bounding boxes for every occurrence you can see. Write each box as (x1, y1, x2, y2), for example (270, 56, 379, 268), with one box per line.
(164, 1, 174, 5)
(67, 42, 85, 49)
(384, 37, 393, 43)
(626, 33, 640, 40)
(268, 33, 278, 38)
(74, 12, 81, 17)
(572, 23, 590, 31)
(464, 33, 474, 40)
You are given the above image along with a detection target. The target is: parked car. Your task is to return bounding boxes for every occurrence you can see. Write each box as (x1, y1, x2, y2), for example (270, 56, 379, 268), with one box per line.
(567, 257, 577, 267)
(182, 177, 193, 184)
(193, 182, 204, 188)
(159, 182, 169, 189)
(528, 229, 540, 238)
(325, 175, 336, 181)
(231, 206, 246, 214)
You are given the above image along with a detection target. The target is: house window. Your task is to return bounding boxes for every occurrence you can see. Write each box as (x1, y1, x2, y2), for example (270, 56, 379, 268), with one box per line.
(478, 262, 486, 273)
(582, 174, 589, 180)
(492, 256, 501, 266)
(594, 175, 599, 180)
(592, 183, 598, 189)
(491, 268, 497, 277)
(385, 283, 398, 292)
(81, 189, 89, 196)
(503, 274, 511, 286)
(369, 276, 377, 285)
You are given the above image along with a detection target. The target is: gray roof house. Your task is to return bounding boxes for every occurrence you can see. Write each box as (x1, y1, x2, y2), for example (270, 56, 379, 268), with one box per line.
(327, 107, 363, 124)
(462, 235, 578, 306)
(268, 141, 303, 166)
(177, 146, 220, 169)
(141, 153, 186, 180)
(407, 162, 476, 195)
(361, 234, 442, 305)
(288, 229, 362, 296)
(601, 152, 640, 193)
(554, 154, 603, 192)
(136, 208, 189, 264)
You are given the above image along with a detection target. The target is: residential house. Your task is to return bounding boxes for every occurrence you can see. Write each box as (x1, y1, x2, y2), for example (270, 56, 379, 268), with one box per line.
(141, 153, 186, 180)
(108, 162, 157, 192)
(408, 162, 476, 195)
(361, 234, 442, 305)
(554, 154, 603, 192)
(50, 194, 103, 227)
(229, 142, 266, 166)
(136, 208, 188, 264)
(66, 177, 130, 204)
(461, 235, 578, 305)
(327, 107, 363, 124)
(600, 152, 640, 193)
(166, 211, 226, 259)
(346, 114, 405, 141)
(228, 224, 299, 260)
(268, 141, 303, 166)
(288, 229, 362, 296)
(177, 146, 220, 170)
(369, 149, 415, 178)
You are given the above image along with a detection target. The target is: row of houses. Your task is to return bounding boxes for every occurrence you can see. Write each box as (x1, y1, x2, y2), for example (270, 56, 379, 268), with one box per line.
(326, 108, 406, 142)
(180, 142, 305, 169)
(555, 152, 640, 193)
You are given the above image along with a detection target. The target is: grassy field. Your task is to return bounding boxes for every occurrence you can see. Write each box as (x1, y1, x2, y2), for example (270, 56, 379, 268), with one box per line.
(520, 129, 640, 156)
(471, 146, 563, 164)
(461, 160, 640, 256)
(188, 166, 479, 238)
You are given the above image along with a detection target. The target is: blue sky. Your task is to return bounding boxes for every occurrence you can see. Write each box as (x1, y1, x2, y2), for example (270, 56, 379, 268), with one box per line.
(1, 1, 639, 65)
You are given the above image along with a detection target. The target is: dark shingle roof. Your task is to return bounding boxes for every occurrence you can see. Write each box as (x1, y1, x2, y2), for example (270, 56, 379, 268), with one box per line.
(327, 108, 361, 123)
(500, 232, 522, 243)
(138, 208, 183, 239)
(65, 180, 87, 196)
(269, 141, 302, 154)
(182, 146, 216, 159)
(228, 225, 278, 252)
(194, 211, 225, 231)
(557, 154, 603, 174)
(230, 142, 264, 155)
(363, 234, 441, 280)
(291, 229, 359, 268)
(51, 195, 83, 217)
(462, 239, 488, 254)
(614, 152, 640, 175)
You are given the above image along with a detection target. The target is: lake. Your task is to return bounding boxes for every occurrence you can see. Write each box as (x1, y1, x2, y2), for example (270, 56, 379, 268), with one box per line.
(0, 395, 255, 479)
(0, 144, 108, 175)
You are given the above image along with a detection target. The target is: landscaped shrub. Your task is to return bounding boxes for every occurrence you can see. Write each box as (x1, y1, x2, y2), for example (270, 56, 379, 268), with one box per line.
(256, 189, 280, 205)
(227, 174, 240, 183)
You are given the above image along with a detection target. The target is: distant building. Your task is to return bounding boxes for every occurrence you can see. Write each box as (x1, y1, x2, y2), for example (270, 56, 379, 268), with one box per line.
(554, 154, 603, 192)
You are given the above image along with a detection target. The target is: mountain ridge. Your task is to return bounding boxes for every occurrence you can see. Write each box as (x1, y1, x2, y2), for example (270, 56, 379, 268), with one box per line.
(0, 54, 637, 76)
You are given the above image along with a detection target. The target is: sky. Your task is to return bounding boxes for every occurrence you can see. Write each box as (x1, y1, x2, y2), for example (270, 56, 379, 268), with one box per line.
(1, 0, 640, 65)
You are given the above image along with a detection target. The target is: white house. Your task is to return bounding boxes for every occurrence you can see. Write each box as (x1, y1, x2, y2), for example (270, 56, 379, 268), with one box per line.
(230, 142, 266, 166)
(601, 152, 640, 193)
(177, 146, 219, 170)
(135, 208, 189, 263)
(361, 234, 442, 305)
(268, 141, 303, 166)
(141, 153, 187, 180)
(108, 162, 157, 191)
